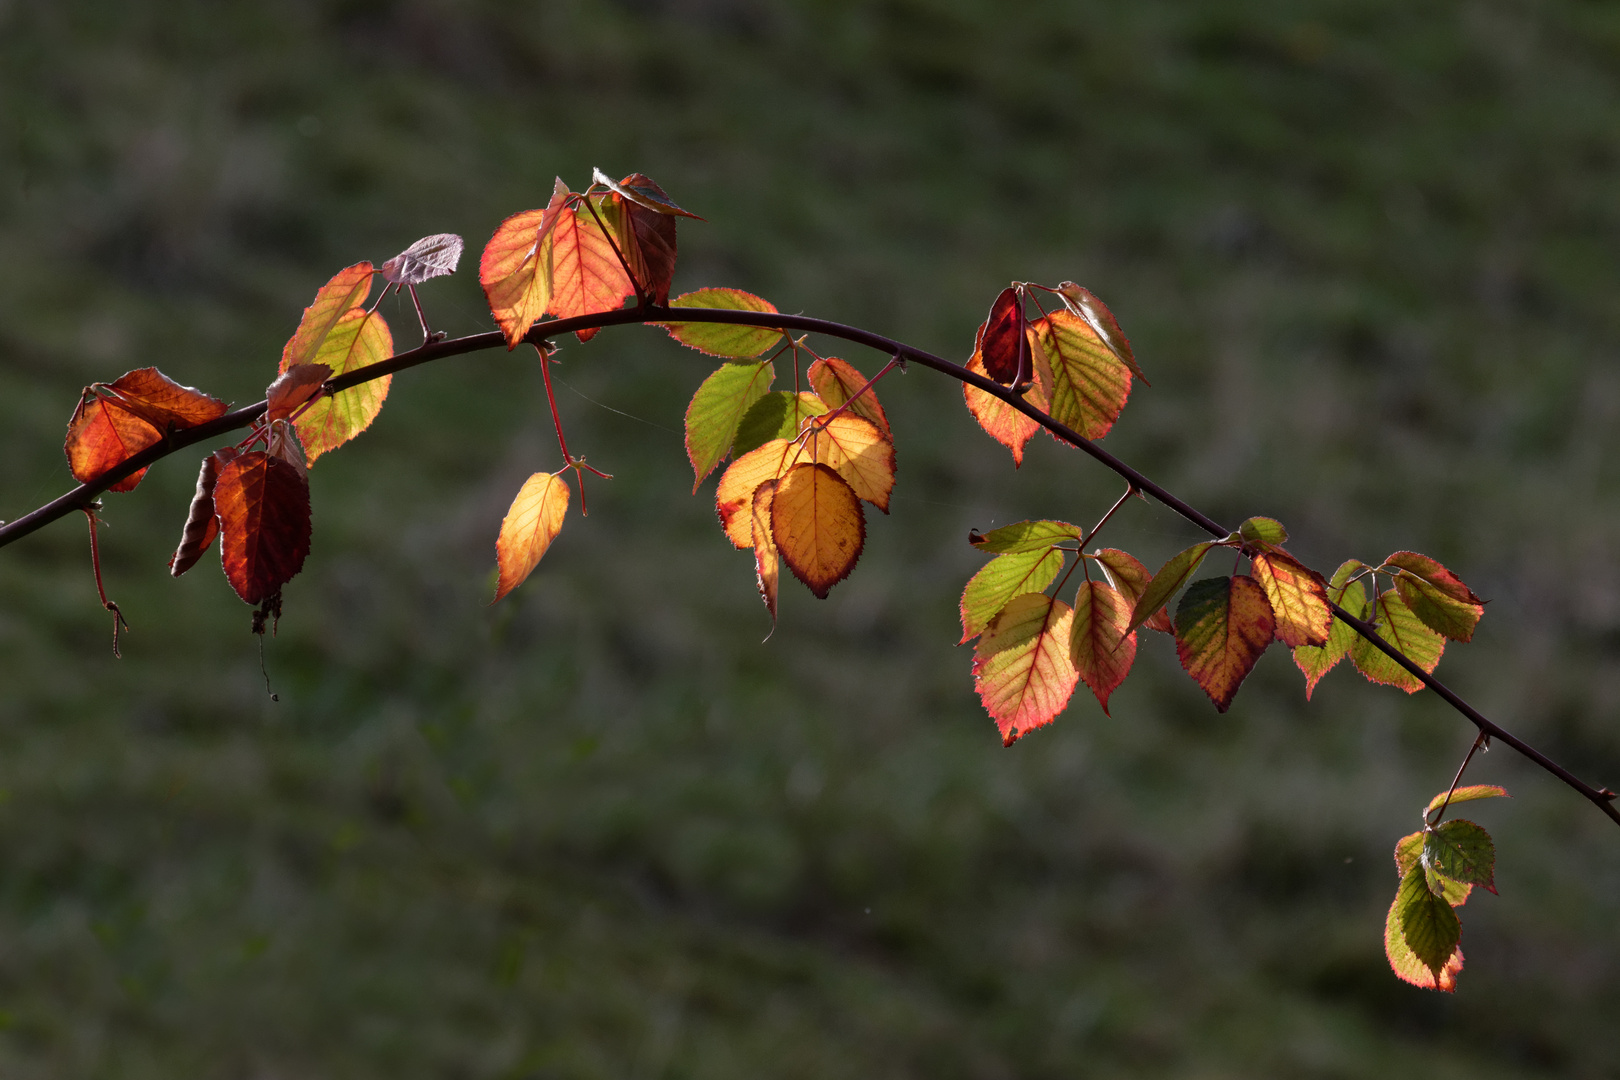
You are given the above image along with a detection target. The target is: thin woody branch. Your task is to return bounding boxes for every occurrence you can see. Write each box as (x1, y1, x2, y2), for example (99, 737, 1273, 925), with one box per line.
(3, 304, 1614, 828)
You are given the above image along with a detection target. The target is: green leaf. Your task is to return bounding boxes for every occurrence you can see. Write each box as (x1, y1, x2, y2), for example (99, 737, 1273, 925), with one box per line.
(1351, 588, 1445, 693)
(959, 548, 1066, 644)
(1385, 864, 1463, 992)
(1424, 819, 1497, 894)
(1238, 516, 1289, 546)
(1393, 862, 1463, 983)
(1031, 310, 1132, 440)
(1127, 541, 1216, 632)
(1173, 575, 1275, 712)
(661, 288, 785, 358)
(968, 519, 1084, 554)
(732, 391, 827, 456)
(1384, 551, 1486, 643)
(1290, 559, 1368, 698)
(684, 360, 773, 491)
(1425, 784, 1509, 816)
(1394, 831, 1425, 878)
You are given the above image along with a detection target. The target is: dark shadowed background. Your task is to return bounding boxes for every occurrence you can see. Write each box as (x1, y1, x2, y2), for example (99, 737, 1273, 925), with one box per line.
(3, 2, 1619, 1076)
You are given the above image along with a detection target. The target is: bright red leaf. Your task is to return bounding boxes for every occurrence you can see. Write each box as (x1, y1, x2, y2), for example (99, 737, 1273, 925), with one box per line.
(213, 450, 312, 605)
(976, 287, 1028, 385)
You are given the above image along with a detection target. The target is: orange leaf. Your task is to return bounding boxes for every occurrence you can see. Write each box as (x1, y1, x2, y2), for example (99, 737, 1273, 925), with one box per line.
(1174, 575, 1275, 712)
(770, 462, 864, 599)
(493, 472, 571, 603)
(807, 356, 890, 436)
(1092, 548, 1173, 633)
(292, 308, 393, 464)
(1251, 551, 1331, 648)
(751, 479, 780, 626)
(963, 346, 1052, 466)
(280, 263, 376, 371)
(715, 438, 799, 548)
(65, 368, 229, 492)
(480, 179, 570, 348)
(1070, 580, 1137, 715)
(547, 201, 635, 341)
(806, 414, 896, 512)
(973, 592, 1079, 746)
(1033, 309, 1132, 441)
(214, 450, 312, 605)
(265, 363, 332, 422)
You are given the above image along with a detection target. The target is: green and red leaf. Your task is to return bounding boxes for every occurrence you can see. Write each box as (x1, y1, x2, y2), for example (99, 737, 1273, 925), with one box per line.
(1291, 559, 1368, 698)
(1424, 819, 1497, 894)
(480, 179, 570, 348)
(771, 462, 864, 599)
(1055, 282, 1147, 384)
(1032, 309, 1132, 441)
(1174, 575, 1275, 712)
(1238, 516, 1289, 546)
(1425, 785, 1509, 816)
(1384, 551, 1485, 643)
(807, 356, 890, 435)
(959, 548, 1066, 644)
(281, 262, 376, 368)
(1386, 864, 1464, 992)
(213, 450, 312, 605)
(1070, 579, 1136, 714)
(969, 519, 1084, 554)
(963, 347, 1052, 466)
(684, 360, 774, 490)
(973, 592, 1079, 746)
(1251, 551, 1331, 648)
(290, 308, 393, 464)
(1352, 588, 1445, 693)
(1129, 541, 1218, 633)
(661, 288, 784, 359)
(493, 471, 570, 603)
(1092, 548, 1174, 633)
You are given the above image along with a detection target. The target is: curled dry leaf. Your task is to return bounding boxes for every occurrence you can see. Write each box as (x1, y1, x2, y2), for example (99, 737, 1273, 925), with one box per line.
(493, 472, 571, 603)
(381, 233, 464, 285)
(591, 168, 704, 219)
(65, 368, 230, 492)
(168, 447, 238, 577)
(265, 363, 332, 422)
(594, 172, 683, 305)
(750, 479, 780, 627)
(213, 450, 312, 605)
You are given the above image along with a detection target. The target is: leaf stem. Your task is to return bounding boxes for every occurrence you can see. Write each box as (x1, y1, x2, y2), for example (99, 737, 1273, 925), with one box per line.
(1429, 732, 1490, 827)
(534, 342, 591, 516)
(1085, 484, 1135, 549)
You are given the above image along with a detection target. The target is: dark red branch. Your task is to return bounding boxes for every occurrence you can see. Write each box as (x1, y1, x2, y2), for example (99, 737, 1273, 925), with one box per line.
(3, 304, 1614, 829)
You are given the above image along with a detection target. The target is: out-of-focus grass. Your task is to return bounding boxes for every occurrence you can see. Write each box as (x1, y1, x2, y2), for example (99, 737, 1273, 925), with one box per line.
(2, 1, 1618, 1076)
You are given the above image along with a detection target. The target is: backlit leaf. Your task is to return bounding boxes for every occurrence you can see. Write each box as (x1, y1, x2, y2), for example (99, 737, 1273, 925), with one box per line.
(1092, 548, 1173, 633)
(546, 202, 635, 341)
(1032, 310, 1131, 440)
(493, 471, 570, 603)
(771, 462, 864, 600)
(168, 448, 237, 577)
(807, 356, 890, 435)
(281, 262, 375, 369)
(1238, 516, 1289, 546)
(381, 233, 463, 285)
(733, 391, 827, 456)
(962, 348, 1052, 466)
(684, 360, 774, 490)
(1386, 865, 1464, 992)
(214, 450, 312, 605)
(959, 548, 1065, 644)
(591, 167, 703, 219)
(1251, 551, 1331, 647)
(1424, 785, 1509, 816)
(1394, 831, 1425, 878)
(976, 287, 1028, 385)
(715, 438, 799, 548)
(265, 363, 332, 422)
(969, 519, 1084, 555)
(1391, 863, 1463, 987)
(1291, 559, 1368, 698)
(1174, 575, 1275, 712)
(1384, 551, 1485, 643)
(479, 179, 570, 348)
(1055, 282, 1147, 384)
(65, 368, 229, 492)
(1070, 580, 1137, 715)
(1128, 541, 1216, 633)
(751, 480, 780, 625)
(806, 414, 895, 511)
(1352, 589, 1445, 693)
(1394, 829, 1472, 905)
(1424, 819, 1496, 894)
(292, 308, 393, 464)
(973, 593, 1079, 746)
(661, 288, 784, 358)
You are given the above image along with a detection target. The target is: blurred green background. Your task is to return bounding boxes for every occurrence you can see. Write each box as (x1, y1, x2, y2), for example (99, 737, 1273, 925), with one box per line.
(4, 1, 1620, 1076)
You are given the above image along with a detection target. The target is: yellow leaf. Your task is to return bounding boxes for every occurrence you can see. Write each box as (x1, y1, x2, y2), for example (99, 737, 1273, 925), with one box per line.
(805, 414, 896, 511)
(770, 463, 864, 599)
(493, 472, 570, 602)
(715, 438, 798, 548)
(751, 479, 780, 627)
(293, 308, 393, 464)
(1252, 551, 1331, 648)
